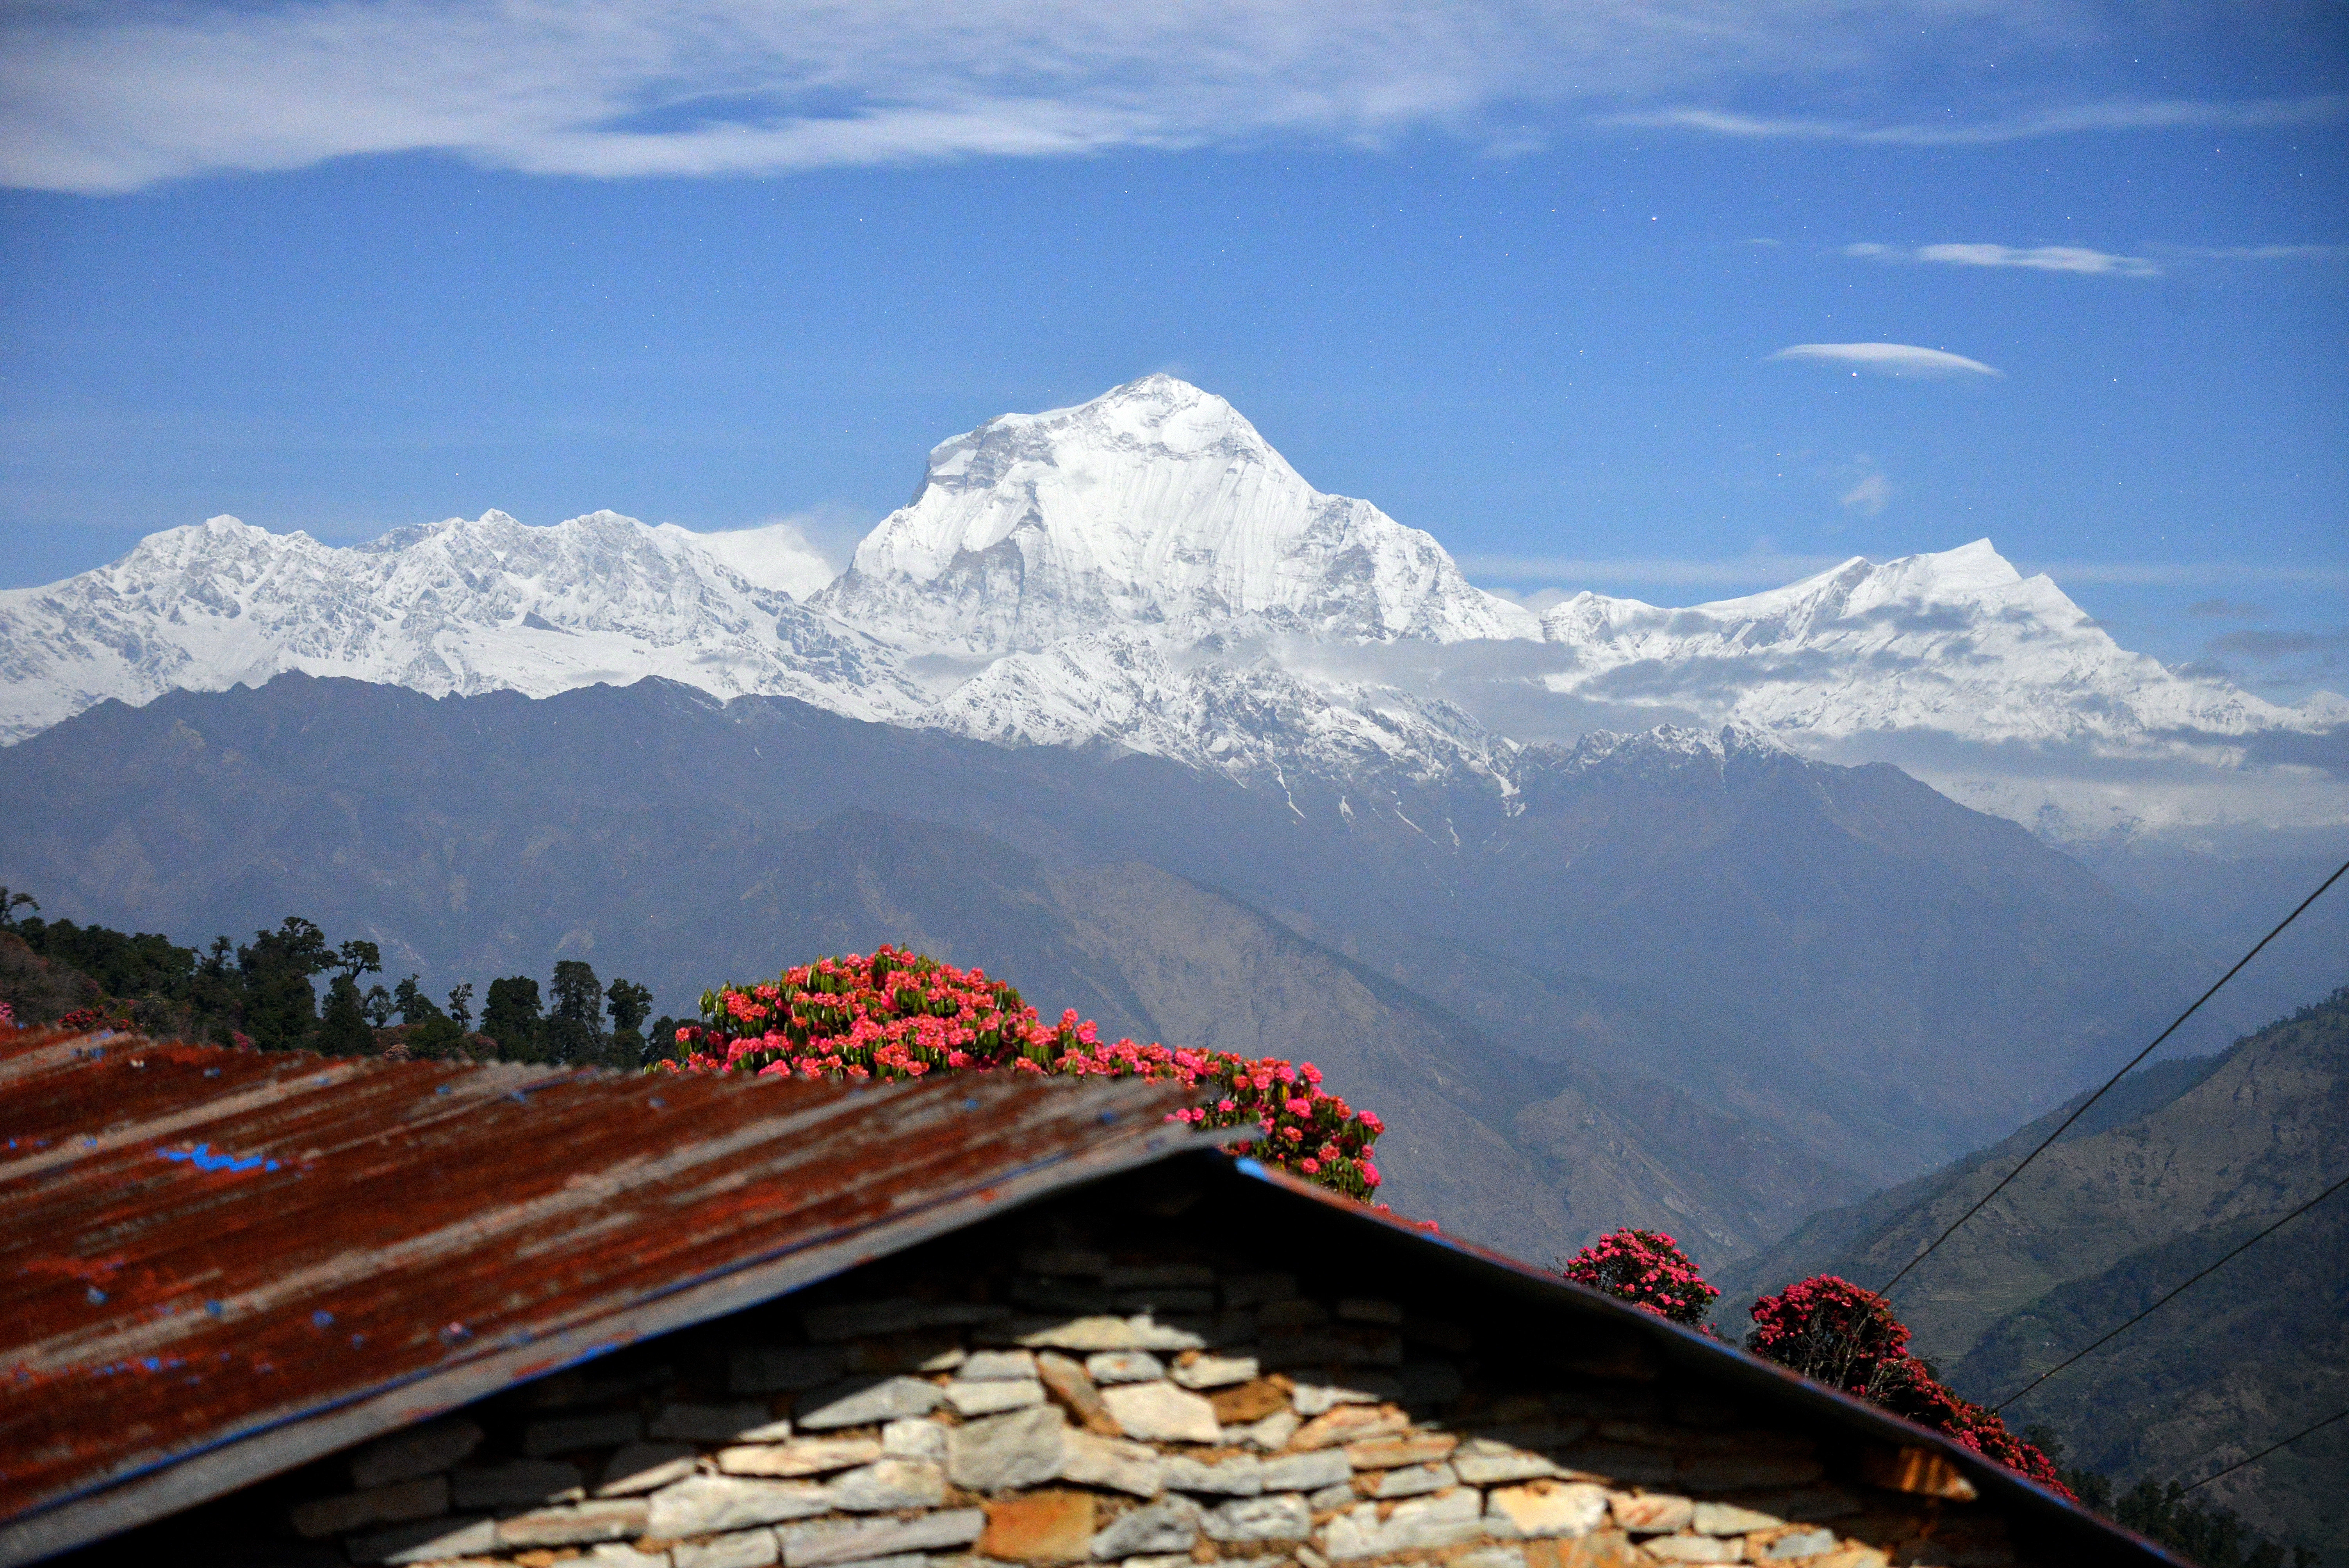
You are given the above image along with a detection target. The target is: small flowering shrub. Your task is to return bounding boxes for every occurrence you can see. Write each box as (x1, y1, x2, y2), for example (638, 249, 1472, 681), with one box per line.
(1558, 1228, 1720, 1326)
(664, 946, 1386, 1201)
(1747, 1275, 2071, 1499)
(0, 999, 13, 1029)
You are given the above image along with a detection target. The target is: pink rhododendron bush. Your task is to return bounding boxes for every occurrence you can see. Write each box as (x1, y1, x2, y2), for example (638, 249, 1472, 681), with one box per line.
(1747, 1274, 2072, 1499)
(663, 946, 1386, 1201)
(1557, 1228, 1720, 1326)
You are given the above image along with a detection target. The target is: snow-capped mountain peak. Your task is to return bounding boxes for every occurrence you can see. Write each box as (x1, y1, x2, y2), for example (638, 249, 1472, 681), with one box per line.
(818, 374, 1537, 653)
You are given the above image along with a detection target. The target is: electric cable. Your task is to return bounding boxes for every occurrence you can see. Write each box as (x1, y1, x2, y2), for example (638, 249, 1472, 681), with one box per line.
(1989, 1170, 2349, 1412)
(2181, 1408, 2349, 1493)
(1875, 857, 2349, 1299)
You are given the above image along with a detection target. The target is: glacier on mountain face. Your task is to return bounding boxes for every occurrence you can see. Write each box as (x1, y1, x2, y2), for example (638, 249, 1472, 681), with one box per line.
(2, 373, 2340, 839)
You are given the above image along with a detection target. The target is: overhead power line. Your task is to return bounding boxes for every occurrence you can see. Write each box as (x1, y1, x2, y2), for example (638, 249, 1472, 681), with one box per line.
(2183, 1408, 2349, 1493)
(1990, 1170, 2349, 1412)
(1875, 857, 2349, 1299)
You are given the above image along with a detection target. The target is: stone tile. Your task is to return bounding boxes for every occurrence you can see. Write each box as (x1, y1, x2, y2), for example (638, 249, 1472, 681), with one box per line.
(804, 1299, 927, 1342)
(1609, 1494, 1694, 1535)
(654, 1402, 791, 1443)
(1172, 1355, 1258, 1391)
(349, 1419, 485, 1489)
(1287, 1405, 1408, 1452)
(1037, 1351, 1121, 1436)
(1101, 1264, 1217, 1291)
(1693, 1503, 1783, 1536)
(1162, 1455, 1264, 1496)
(579, 1544, 672, 1568)
(779, 1508, 987, 1567)
(884, 1418, 950, 1461)
(1288, 1379, 1399, 1417)
(1456, 1548, 1527, 1568)
(526, 1410, 645, 1456)
(1453, 1441, 1561, 1486)
(289, 1475, 449, 1539)
(1521, 1531, 1642, 1568)
(452, 1458, 586, 1510)
(946, 1379, 1048, 1417)
(1020, 1249, 1110, 1277)
(828, 1459, 947, 1512)
(979, 1491, 1099, 1564)
(848, 1334, 968, 1376)
(672, 1531, 782, 1568)
(1085, 1351, 1167, 1384)
(1316, 1487, 1484, 1559)
(1644, 1538, 1741, 1563)
(1060, 1429, 1167, 1499)
(963, 1350, 1040, 1381)
(817, 1555, 931, 1568)
(1334, 1299, 1403, 1326)
(1344, 1434, 1457, 1470)
(493, 1497, 651, 1547)
(1101, 1381, 1222, 1444)
(797, 1376, 946, 1429)
(1360, 1463, 1454, 1499)
(344, 1515, 497, 1565)
(1308, 1483, 1357, 1513)
(1004, 1315, 1205, 1353)
(1091, 1497, 1202, 1559)
(731, 1345, 850, 1395)
(1485, 1482, 1609, 1539)
(646, 1475, 834, 1538)
(948, 1404, 1069, 1491)
(1806, 1547, 1890, 1568)
(1258, 1451, 1349, 1493)
(1209, 1379, 1292, 1426)
(718, 1438, 885, 1478)
(1221, 1273, 1298, 1308)
(1199, 1494, 1313, 1543)
(1676, 1456, 1826, 1491)
(1119, 1554, 1198, 1568)
(1762, 1528, 1841, 1559)
(1238, 1410, 1302, 1452)
(599, 1443, 700, 1497)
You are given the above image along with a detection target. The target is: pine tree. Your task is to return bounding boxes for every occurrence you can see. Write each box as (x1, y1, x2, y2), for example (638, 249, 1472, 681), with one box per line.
(481, 976, 545, 1062)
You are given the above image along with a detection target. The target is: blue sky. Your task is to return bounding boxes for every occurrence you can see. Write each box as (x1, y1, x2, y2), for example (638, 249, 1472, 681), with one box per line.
(2, 0, 2344, 696)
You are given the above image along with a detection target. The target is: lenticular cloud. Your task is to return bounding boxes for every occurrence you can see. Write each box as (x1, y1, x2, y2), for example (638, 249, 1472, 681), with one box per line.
(1768, 342, 2003, 378)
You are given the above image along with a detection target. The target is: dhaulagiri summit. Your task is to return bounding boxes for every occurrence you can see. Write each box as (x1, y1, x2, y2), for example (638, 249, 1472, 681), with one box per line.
(1, 376, 2338, 832)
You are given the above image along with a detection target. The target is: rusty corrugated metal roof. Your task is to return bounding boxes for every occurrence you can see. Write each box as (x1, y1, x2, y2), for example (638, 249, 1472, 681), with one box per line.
(0, 1026, 1203, 1561)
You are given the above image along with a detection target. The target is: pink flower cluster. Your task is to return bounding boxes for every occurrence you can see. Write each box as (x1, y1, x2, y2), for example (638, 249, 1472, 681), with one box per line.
(661, 946, 1387, 1200)
(1747, 1275, 2071, 1499)
(1556, 1228, 1721, 1327)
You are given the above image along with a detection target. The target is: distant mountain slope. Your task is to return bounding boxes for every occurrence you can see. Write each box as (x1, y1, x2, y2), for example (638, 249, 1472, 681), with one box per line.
(1713, 991, 2349, 1557)
(0, 674, 2232, 1188)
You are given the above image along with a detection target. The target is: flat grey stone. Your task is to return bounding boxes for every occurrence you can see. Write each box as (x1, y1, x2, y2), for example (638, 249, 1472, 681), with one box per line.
(961, 1349, 1039, 1381)
(883, 1418, 949, 1461)
(1454, 1548, 1528, 1568)
(1288, 1379, 1395, 1417)
(1485, 1482, 1608, 1539)
(1259, 1452, 1349, 1493)
(1199, 1494, 1312, 1544)
(732, 1345, 850, 1395)
(344, 1515, 495, 1565)
(349, 1419, 485, 1489)
(1237, 1410, 1300, 1452)
(494, 1498, 651, 1548)
(673, 1531, 782, 1568)
(1693, 1502, 1784, 1536)
(1364, 1463, 1455, 1499)
(1101, 1381, 1221, 1444)
(1765, 1529, 1841, 1559)
(654, 1402, 791, 1443)
(1060, 1430, 1166, 1499)
(718, 1437, 883, 1478)
(525, 1410, 644, 1456)
(777, 1508, 985, 1567)
(1645, 1539, 1741, 1563)
(289, 1476, 448, 1540)
(452, 1458, 585, 1509)
(1162, 1455, 1264, 1497)
(797, 1376, 945, 1429)
(1086, 1351, 1166, 1385)
(1453, 1441, 1559, 1486)
(828, 1459, 946, 1512)
(598, 1442, 699, 1497)
(1092, 1497, 1201, 1559)
(1171, 1355, 1257, 1391)
(647, 1475, 833, 1538)
(1307, 1483, 1356, 1512)
(579, 1545, 670, 1568)
(946, 1404, 1067, 1491)
(944, 1378, 1045, 1416)
(1317, 1488, 1484, 1559)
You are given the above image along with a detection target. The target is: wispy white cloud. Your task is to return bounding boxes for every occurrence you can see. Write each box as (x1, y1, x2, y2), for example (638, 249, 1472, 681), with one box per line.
(1608, 94, 2349, 146)
(1839, 472, 1893, 515)
(2, 2, 2341, 194)
(2147, 243, 2349, 263)
(2019, 560, 2349, 588)
(1768, 343, 2002, 378)
(1845, 241, 2160, 277)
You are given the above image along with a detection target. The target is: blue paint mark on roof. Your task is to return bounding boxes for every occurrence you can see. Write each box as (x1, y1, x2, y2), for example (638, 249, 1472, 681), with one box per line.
(159, 1143, 280, 1174)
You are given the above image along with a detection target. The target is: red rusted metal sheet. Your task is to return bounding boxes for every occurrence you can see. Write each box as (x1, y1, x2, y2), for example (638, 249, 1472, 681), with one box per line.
(0, 1027, 1200, 1556)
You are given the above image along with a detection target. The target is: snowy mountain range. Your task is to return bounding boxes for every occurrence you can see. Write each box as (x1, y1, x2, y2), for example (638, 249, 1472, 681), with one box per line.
(4, 374, 2340, 836)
